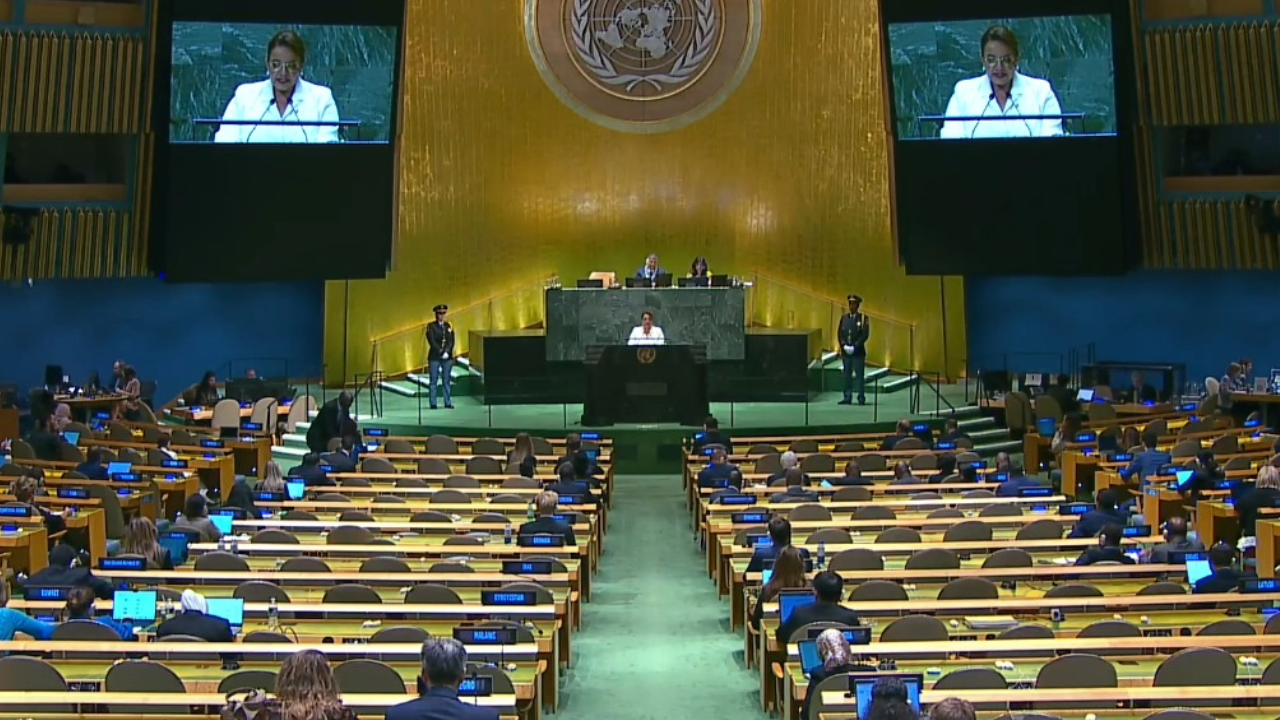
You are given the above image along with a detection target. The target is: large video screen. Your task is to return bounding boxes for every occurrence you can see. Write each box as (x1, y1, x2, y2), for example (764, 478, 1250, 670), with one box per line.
(880, 0, 1137, 277)
(888, 16, 1116, 140)
(170, 23, 397, 144)
(150, 0, 406, 283)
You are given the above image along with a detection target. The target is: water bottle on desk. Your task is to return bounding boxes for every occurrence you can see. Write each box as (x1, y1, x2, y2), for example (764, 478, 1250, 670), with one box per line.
(526, 502, 534, 521)
(504, 523, 513, 545)
(267, 597, 280, 631)
(817, 540, 826, 569)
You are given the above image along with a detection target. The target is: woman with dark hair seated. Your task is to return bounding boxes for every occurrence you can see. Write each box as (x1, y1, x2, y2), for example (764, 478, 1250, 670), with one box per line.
(180, 493, 223, 543)
(184, 371, 220, 407)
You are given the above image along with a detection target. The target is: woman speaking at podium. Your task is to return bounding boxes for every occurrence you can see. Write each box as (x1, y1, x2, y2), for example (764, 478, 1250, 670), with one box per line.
(939, 25, 1064, 140)
(214, 30, 341, 144)
(628, 311, 665, 346)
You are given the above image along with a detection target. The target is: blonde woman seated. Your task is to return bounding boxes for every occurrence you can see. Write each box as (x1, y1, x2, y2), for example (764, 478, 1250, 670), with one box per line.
(1237, 465, 1280, 537)
(119, 517, 173, 570)
(257, 460, 287, 495)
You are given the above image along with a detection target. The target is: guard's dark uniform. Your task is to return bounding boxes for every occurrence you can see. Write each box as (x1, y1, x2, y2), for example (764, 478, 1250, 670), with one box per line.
(838, 295, 871, 405)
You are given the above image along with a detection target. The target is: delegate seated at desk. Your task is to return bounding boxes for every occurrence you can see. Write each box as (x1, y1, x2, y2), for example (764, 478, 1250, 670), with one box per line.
(519, 490, 576, 546)
(697, 448, 738, 489)
(1120, 432, 1171, 484)
(157, 589, 234, 641)
(1237, 466, 1280, 537)
(995, 462, 1043, 497)
(1193, 543, 1253, 594)
(321, 436, 359, 473)
(1068, 488, 1129, 539)
(388, 638, 499, 720)
(800, 629, 877, 720)
(289, 453, 334, 487)
(775, 571, 861, 645)
(1127, 370, 1159, 403)
(1075, 524, 1136, 566)
(63, 586, 136, 641)
(1150, 516, 1205, 563)
(22, 544, 113, 600)
(74, 448, 110, 481)
(746, 518, 811, 573)
(0, 581, 54, 641)
(831, 460, 872, 487)
(771, 468, 818, 504)
(628, 311, 665, 346)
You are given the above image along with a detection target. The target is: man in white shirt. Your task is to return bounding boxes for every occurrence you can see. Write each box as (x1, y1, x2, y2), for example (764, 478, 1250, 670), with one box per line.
(627, 310, 665, 346)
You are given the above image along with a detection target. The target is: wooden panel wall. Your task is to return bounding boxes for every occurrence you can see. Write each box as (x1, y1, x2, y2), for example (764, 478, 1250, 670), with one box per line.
(0, 19, 152, 280)
(1136, 3, 1280, 269)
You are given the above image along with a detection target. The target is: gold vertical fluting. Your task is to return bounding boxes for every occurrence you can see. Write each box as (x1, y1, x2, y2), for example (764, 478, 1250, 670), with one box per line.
(325, 0, 967, 382)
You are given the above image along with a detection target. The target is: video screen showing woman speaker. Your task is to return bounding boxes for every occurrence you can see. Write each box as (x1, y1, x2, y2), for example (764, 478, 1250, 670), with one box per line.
(887, 15, 1116, 140)
(169, 23, 398, 143)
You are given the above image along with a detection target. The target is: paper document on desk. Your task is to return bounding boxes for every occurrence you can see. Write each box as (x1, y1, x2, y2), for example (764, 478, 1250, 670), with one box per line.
(965, 616, 1018, 630)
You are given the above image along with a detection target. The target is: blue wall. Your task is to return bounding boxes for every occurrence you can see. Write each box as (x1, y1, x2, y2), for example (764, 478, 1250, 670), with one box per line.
(965, 270, 1280, 386)
(1, 279, 324, 404)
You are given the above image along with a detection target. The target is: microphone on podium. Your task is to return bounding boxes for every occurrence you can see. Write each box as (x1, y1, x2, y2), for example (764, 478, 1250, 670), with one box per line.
(969, 93, 995, 139)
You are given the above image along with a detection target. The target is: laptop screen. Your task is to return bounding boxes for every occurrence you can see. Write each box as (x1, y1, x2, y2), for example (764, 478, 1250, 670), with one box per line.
(1185, 553, 1213, 585)
(855, 675, 923, 717)
(62, 431, 80, 446)
(106, 462, 132, 476)
(797, 639, 823, 676)
(206, 598, 245, 628)
(761, 569, 774, 585)
(778, 592, 816, 624)
(111, 590, 157, 623)
(286, 480, 306, 501)
(1076, 388, 1095, 402)
(1036, 417, 1056, 436)
(1174, 469, 1196, 490)
(210, 514, 234, 535)
(159, 533, 190, 565)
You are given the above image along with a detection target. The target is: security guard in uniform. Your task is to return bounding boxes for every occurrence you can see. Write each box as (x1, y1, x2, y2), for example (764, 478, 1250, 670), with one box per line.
(426, 304, 456, 409)
(837, 294, 871, 406)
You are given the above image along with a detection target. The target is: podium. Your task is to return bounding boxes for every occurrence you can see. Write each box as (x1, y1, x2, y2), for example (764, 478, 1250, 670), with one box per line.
(583, 345, 708, 426)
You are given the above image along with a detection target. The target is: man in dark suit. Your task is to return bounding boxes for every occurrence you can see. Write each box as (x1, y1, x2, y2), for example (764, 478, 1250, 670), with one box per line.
(21, 544, 113, 599)
(74, 448, 110, 481)
(1068, 488, 1130, 538)
(771, 467, 818, 504)
(1074, 524, 1136, 566)
(936, 418, 971, 446)
(635, 254, 664, 283)
(693, 416, 733, 455)
(697, 448, 738, 489)
(1149, 516, 1206, 563)
(775, 571, 861, 644)
(837, 294, 871, 406)
(1043, 374, 1080, 415)
(306, 391, 353, 453)
(388, 638, 499, 720)
(287, 453, 333, 487)
(995, 462, 1045, 497)
(879, 420, 912, 451)
(25, 416, 60, 461)
(745, 517, 811, 573)
(830, 460, 872, 486)
(545, 463, 596, 508)
(1194, 543, 1252, 594)
(519, 490, 576, 546)
(1129, 370, 1159, 403)
(560, 433, 604, 478)
(322, 435, 359, 473)
(426, 304, 456, 410)
(155, 589, 234, 642)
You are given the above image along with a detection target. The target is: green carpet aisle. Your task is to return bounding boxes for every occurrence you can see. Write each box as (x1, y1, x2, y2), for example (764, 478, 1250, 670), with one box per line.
(555, 475, 771, 720)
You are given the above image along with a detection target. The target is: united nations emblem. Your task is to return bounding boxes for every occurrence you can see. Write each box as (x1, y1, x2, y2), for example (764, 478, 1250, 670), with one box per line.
(524, 0, 762, 133)
(637, 347, 658, 364)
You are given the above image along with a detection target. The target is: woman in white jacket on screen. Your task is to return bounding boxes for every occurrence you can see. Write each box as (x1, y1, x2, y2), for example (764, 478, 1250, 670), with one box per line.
(939, 25, 1065, 140)
(215, 30, 340, 144)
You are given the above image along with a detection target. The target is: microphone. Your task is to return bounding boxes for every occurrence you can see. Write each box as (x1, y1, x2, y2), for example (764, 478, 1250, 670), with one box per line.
(1008, 94, 1035, 137)
(243, 100, 274, 143)
(282, 98, 310, 143)
(970, 93, 995, 139)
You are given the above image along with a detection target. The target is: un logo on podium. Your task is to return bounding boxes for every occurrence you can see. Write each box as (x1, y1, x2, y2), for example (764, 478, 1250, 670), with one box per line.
(636, 347, 658, 364)
(524, 0, 762, 133)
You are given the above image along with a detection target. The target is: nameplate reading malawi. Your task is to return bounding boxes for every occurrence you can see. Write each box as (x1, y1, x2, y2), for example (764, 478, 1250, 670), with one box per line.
(452, 627, 519, 645)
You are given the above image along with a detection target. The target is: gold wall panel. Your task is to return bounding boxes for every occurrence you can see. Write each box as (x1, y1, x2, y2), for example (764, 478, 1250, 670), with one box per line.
(1143, 22, 1279, 126)
(1144, 199, 1280, 270)
(0, 207, 145, 280)
(325, 0, 967, 385)
(0, 30, 145, 132)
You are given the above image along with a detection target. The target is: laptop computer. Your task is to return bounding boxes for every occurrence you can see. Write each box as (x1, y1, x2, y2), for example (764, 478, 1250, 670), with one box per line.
(62, 431, 80, 446)
(210, 514, 234, 535)
(1174, 469, 1196, 491)
(778, 591, 816, 624)
(1076, 388, 1096, 403)
(854, 674, 922, 717)
(106, 462, 132, 476)
(206, 597, 245, 633)
(111, 589, 158, 624)
(1036, 417, 1056, 436)
(797, 639, 824, 677)
(159, 532, 191, 565)
(286, 480, 306, 501)
(1184, 553, 1213, 586)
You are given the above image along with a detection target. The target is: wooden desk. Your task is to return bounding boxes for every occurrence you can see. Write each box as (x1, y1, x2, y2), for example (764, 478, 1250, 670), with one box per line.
(169, 402, 293, 423)
(0, 526, 46, 573)
(1197, 500, 1241, 548)
(0, 691, 518, 717)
